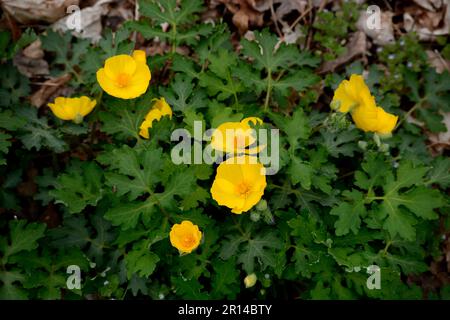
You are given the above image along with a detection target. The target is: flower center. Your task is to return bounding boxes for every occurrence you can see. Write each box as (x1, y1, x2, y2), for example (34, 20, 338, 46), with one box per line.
(236, 181, 252, 198)
(182, 235, 195, 247)
(116, 73, 131, 87)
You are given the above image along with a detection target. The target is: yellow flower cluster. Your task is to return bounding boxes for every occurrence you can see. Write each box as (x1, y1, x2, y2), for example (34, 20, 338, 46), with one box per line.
(332, 74, 398, 136)
(47, 52, 400, 257)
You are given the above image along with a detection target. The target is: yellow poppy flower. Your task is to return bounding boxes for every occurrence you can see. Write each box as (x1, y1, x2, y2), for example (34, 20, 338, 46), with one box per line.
(351, 105, 398, 135)
(96, 50, 151, 99)
(169, 220, 202, 254)
(210, 155, 267, 214)
(48, 96, 96, 123)
(332, 74, 398, 135)
(332, 74, 376, 113)
(211, 117, 264, 154)
(139, 97, 173, 139)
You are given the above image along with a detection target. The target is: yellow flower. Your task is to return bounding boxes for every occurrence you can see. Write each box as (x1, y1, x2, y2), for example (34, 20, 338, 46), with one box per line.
(332, 74, 376, 113)
(139, 97, 172, 139)
(210, 156, 267, 214)
(211, 117, 264, 154)
(48, 96, 96, 123)
(169, 220, 202, 254)
(96, 50, 151, 99)
(332, 74, 398, 135)
(351, 105, 398, 135)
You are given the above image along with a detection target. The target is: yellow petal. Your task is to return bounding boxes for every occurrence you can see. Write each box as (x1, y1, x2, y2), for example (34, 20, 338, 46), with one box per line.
(152, 97, 172, 118)
(332, 74, 374, 113)
(169, 220, 202, 253)
(241, 117, 263, 126)
(375, 108, 398, 134)
(132, 50, 147, 63)
(48, 96, 96, 121)
(104, 54, 136, 79)
(78, 96, 96, 116)
(139, 119, 152, 139)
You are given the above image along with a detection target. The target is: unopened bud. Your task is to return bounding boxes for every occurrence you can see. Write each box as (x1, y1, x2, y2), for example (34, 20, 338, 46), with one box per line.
(358, 140, 368, 150)
(244, 273, 257, 288)
(256, 199, 268, 211)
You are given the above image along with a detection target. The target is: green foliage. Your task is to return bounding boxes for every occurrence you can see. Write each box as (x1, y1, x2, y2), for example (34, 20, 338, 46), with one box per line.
(0, 0, 448, 301)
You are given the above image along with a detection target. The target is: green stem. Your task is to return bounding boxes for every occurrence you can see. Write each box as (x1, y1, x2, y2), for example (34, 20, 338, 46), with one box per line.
(382, 240, 392, 256)
(263, 69, 273, 113)
(395, 100, 422, 130)
(171, 23, 177, 55)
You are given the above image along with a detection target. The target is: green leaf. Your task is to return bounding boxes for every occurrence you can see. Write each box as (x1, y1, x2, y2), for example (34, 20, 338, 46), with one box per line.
(171, 276, 209, 299)
(272, 71, 320, 96)
(319, 129, 359, 158)
(237, 233, 283, 273)
(271, 108, 311, 151)
(1, 220, 46, 262)
(426, 157, 450, 188)
(50, 161, 104, 214)
(0, 132, 12, 165)
(0, 64, 30, 106)
(241, 29, 299, 72)
(210, 258, 240, 299)
(330, 190, 366, 236)
(199, 49, 244, 101)
(49, 215, 90, 248)
(289, 157, 313, 189)
(105, 200, 157, 230)
(161, 74, 206, 112)
(0, 270, 27, 300)
(16, 106, 66, 153)
(125, 240, 160, 279)
(99, 98, 149, 140)
(99, 145, 164, 201)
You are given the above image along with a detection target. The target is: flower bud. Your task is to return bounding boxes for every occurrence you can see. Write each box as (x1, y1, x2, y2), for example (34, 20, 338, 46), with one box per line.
(256, 199, 268, 211)
(358, 140, 368, 150)
(250, 211, 261, 222)
(244, 273, 257, 288)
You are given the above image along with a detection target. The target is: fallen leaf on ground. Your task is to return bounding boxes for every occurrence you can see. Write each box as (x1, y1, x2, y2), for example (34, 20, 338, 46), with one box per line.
(219, 0, 264, 33)
(357, 10, 395, 45)
(318, 31, 367, 74)
(1, 0, 79, 24)
(13, 39, 49, 78)
(404, 3, 449, 40)
(413, 0, 443, 12)
(30, 74, 72, 108)
(52, 0, 114, 42)
(426, 50, 450, 74)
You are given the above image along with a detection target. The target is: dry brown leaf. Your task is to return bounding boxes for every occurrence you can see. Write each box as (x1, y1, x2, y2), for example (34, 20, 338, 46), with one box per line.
(220, 0, 264, 33)
(13, 39, 49, 78)
(426, 49, 450, 74)
(23, 39, 45, 59)
(404, 3, 450, 40)
(30, 74, 72, 108)
(1, 0, 79, 24)
(413, 0, 443, 12)
(52, 0, 113, 42)
(357, 10, 395, 45)
(318, 31, 367, 74)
